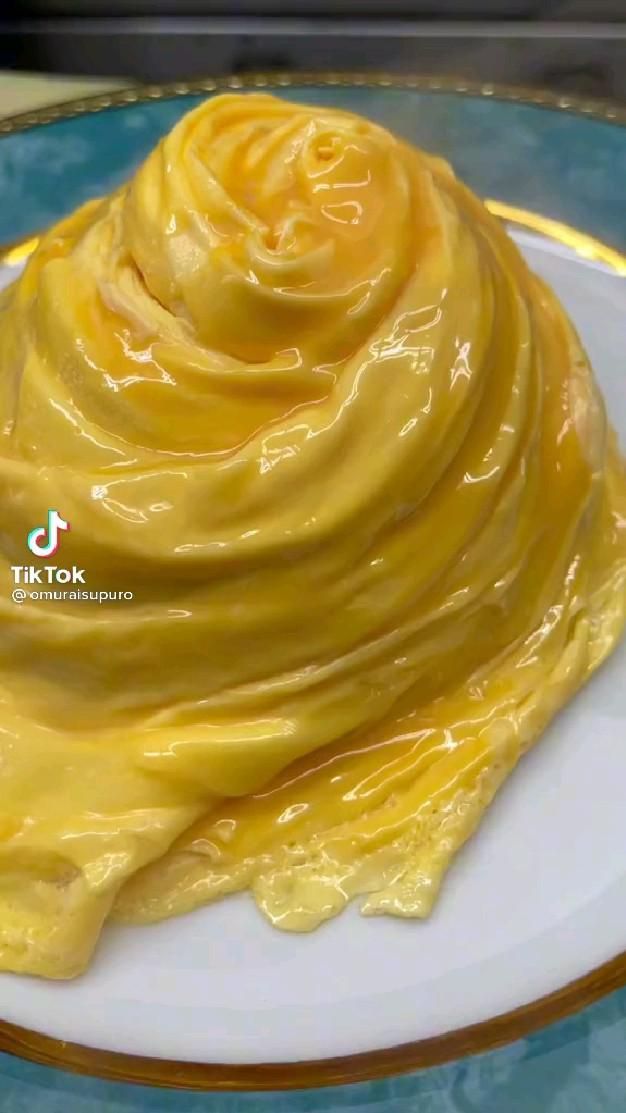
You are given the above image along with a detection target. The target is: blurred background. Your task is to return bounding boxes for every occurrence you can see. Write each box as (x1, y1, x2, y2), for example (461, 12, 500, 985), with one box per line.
(0, 2, 625, 102)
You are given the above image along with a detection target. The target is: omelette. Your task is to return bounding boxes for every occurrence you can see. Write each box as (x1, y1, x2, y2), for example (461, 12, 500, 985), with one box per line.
(0, 94, 623, 978)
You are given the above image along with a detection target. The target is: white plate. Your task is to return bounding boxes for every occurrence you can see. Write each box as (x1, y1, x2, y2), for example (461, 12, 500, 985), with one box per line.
(0, 230, 625, 1065)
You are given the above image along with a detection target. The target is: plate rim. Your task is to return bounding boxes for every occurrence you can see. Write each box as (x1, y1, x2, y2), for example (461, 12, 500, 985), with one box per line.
(0, 80, 625, 1089)
(0, 71, 624, 140)
(0, 953, 624, 1091)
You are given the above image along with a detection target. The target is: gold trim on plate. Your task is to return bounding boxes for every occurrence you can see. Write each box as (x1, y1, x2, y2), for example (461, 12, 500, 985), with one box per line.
(486, 200, 626, 275)
(0, 77, 625, 1089)
(1, 953, 625, 1090)
(0, 72, 624, 136)
(0, 235, 40, 267)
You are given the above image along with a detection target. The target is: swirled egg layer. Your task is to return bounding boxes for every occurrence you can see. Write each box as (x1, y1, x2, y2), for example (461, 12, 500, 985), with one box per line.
(0, 94, 624, 977)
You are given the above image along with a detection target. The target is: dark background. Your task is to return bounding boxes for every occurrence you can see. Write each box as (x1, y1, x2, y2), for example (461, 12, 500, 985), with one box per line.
(1, 2, 625, 100)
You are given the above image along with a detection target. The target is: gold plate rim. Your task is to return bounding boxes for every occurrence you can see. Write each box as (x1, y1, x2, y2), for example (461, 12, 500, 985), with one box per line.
(0, 71, 624, 136)
(0, 91, 625, 1087)
(1, 953, 625, 1091)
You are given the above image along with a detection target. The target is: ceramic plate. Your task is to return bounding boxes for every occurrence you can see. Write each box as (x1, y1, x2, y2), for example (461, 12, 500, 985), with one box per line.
(0, 77, 625, 1103)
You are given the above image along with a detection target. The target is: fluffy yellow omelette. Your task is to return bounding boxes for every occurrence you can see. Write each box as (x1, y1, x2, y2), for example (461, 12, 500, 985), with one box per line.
(0, 93, 624, 979)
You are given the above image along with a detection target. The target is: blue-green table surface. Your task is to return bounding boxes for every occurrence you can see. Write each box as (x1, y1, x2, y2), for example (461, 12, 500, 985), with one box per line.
(0, 82, 624, 1111)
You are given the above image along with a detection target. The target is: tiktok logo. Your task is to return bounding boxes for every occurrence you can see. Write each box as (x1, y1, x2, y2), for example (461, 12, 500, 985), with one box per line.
(27, 510, 70, 558)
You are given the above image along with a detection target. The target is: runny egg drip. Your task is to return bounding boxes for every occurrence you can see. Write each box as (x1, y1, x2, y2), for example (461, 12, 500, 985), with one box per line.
(0, 94, 624, 977)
